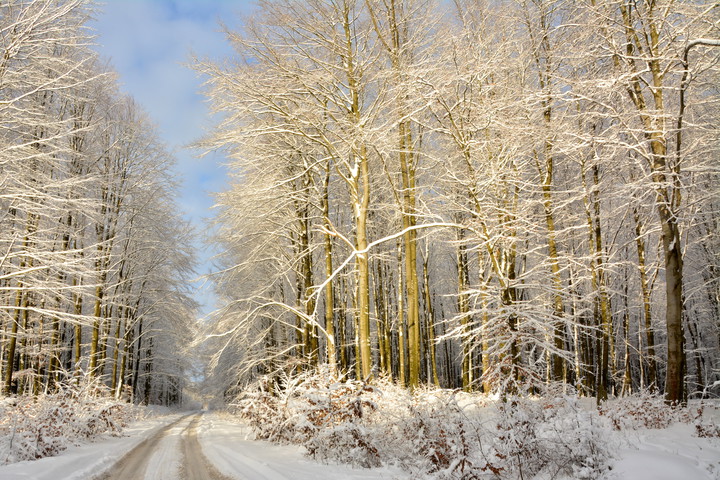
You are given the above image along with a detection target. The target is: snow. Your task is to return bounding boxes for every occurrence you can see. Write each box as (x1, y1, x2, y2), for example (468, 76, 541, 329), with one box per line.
(0, 407, 717, 480)
(613, 450, 712, 480)
(0, 413, 184, 480)
(610, 423, 720, 480)
(142, 419, 184, 480)
(0, 412, 402, 480)
(196, 413, 403, 479)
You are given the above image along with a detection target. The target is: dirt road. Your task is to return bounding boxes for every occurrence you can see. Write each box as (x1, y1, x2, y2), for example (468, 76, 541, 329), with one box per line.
(97, 413, 233, 480)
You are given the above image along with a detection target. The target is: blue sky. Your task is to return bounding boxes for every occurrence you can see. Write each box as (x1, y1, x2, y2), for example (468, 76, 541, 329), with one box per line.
(91, 0, 253, 315)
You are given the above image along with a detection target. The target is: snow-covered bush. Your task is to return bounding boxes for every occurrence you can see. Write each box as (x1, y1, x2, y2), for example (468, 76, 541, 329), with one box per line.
(232, 380, 289, 441)
(695, 419, 720, 438)
(300, 378, 382, 467)
(234, 370, 615, 479)
(693, 402, 720, 438)
(391, 390, 482, 478)
(306, 422, 381, 468)
(599, 391, 683, 430)
(487, 396, 612, 479)
(235, 369, 384, 468)
(0, 378, 141, 464)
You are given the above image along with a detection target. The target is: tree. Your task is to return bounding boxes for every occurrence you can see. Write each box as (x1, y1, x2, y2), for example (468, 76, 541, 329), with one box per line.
(199, 0, 720, 404)
(1, 0, 197, 403)
(582, 0, 719, 403)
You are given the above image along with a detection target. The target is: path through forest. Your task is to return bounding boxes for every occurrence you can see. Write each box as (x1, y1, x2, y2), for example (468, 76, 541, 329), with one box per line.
(0, 408, 717, 480)
(91, 412, 400, 480)
(0, 410, 401, 480)
(97, 413, 232, 480)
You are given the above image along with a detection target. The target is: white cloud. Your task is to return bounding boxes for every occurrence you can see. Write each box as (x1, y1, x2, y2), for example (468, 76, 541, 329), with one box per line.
(90, 0, 252, 313)
(90, 0, 248, 208)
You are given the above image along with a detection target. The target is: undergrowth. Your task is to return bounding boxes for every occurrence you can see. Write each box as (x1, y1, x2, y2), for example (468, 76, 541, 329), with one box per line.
(0, 377, 141, 464)
(231, 370, 643, 479)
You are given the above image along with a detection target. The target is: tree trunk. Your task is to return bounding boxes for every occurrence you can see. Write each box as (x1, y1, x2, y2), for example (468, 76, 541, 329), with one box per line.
(457, 233, 472, 392)
(422, 249, 440, 386)
(633, 206, 657, 390)
(322, 168, 337, 374)
(616, 0, 685, 404)
(396, 240, 406, 385)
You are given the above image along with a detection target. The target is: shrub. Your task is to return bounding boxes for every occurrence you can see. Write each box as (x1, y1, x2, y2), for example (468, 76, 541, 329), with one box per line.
(0, 378, 140, 464)
(452, 396, 607, 479)
(598, 392, 679, 430)
(232, 383, 289, 441)
(693, 402, 720, 438)
(391, 391, 482, 478)
(233, 370, 614, 479)
(306, 423, 381, 468)
(233, 370, 379, 445)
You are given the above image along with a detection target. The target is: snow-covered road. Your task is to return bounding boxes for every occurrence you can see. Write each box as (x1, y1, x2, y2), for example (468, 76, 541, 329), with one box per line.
(97, 413, 232, 480)
(0, 412, 402, 480)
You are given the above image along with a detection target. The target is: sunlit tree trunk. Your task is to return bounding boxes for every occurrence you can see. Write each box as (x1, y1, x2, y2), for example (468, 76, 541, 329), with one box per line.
(523, 0, 567, 383)
(581, 159, 612, 402)
(396, 240, 406, 385)
(612, 0, 686, 404)
(457, 231, 472, 391)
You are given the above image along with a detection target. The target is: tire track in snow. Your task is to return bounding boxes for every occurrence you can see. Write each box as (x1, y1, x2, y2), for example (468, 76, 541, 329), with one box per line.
(196, 415, 306, 480)
(205, 443, 288, 480)
(96, 413, 233, 480)
(95, 414, 193, 480)
(179, 414, 234, 480)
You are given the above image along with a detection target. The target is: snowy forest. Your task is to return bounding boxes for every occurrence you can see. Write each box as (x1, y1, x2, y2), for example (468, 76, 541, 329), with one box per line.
(0, 0, 196, 405)
(1, 0, 720, 478)
(199, 0, 719, 406)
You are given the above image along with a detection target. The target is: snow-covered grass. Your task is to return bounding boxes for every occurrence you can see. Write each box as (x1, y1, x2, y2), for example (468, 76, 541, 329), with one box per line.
(0, 384, 716, 480)
(232, 371, 720, 479)
(0, 378, 164, 465)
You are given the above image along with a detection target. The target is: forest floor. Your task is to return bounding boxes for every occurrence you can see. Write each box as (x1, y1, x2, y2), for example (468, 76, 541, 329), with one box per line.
(0, 411, 403, 480)
(0, 408, 717, 479)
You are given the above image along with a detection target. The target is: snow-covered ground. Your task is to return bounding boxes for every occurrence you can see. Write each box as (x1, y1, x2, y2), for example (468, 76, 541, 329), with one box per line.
(0, 412, 186, 480)
(198, 413, 403, 479)
(611, 422, 720, 480)
(0, 409, 717, 479)
(0, 412, 402, 480)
